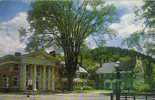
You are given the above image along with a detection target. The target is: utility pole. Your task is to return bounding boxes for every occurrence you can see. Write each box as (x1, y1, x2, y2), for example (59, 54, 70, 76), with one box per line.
(115, 61, 121, 100)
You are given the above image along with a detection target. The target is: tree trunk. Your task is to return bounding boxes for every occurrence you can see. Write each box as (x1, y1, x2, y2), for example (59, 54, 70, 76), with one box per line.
(66, 64, 76, 91)
(65, 54, 78, 91)
(148, 61, 152, 88)
(67, 75, 74, 91)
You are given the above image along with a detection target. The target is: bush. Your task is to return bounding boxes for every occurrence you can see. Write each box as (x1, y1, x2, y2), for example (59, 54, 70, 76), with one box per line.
(133, 81, 150, 92)
(83, 86, 94, 90)
(87, 80, 95, 86)
(74, 86, 81, 90)
(74, 85, 94, 90)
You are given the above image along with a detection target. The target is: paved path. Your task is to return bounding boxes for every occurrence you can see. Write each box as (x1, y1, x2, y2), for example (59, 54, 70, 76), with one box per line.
(1, 93, 154, 100)
(0, 93, 110, 100)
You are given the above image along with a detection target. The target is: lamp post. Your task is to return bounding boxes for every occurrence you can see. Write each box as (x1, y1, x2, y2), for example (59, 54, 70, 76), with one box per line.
(115, 61, 121, 100)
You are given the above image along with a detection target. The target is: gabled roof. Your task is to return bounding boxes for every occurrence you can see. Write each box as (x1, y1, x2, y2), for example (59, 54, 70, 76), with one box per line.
(76, 64, 88, 73)
(0, 51, 60, 66)
(96, 62, 117, 74)
(0, 55, 20, 66)
(0, 55, 20, 63)
(60, 62, 88, 73)
(21, 51, 60, 65)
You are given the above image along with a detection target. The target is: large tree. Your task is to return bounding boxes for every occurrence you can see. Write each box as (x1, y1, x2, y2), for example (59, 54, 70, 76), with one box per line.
(142, 0, 155, 28)
(123, 1, 155, 53)
(142, 0, 155, 57)
(122, 1, 155, 89)
(27, 0, 115, 90)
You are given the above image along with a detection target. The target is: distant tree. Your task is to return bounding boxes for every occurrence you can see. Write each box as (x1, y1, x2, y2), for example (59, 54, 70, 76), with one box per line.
(141, 1, 155, 89)
(140, 0, 155, 55)
(27, 0, 115, 90)
(18, 27, 27, 43)
(122, 32, 144, 51)
(122, 1, 155, 88)
(142, 1, 155, 27)
(123, 1, 155, 54)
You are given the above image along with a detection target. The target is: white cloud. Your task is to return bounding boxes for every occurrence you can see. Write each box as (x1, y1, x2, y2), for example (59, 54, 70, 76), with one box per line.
(0, 0, 145, 54)
(0, 12, 29, 56)
(108, 0, 144, 38)
(84, 0, 145, 48)
(85, 36, 97, 49)
(109, 13, 144, 37)
(1, 12, 29, 31)
(106, 0, 144, 8)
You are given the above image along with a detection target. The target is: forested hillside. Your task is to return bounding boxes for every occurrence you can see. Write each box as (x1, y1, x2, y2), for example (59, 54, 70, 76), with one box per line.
(81, 47, 155, 72)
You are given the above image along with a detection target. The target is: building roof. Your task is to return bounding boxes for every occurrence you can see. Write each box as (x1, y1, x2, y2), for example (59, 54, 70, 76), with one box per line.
(0, 51, 60, 66)
(0, 55, 20, 67)
(21, 51, 60, 65)
(60, 62, 88, 74)
(76, 65, 88, 73)
(96, 62, 117, 74)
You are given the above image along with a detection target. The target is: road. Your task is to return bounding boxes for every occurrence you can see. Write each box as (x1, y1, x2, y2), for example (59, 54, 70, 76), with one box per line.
(0, 93, 154, 100)
(0, 93, 110, 100)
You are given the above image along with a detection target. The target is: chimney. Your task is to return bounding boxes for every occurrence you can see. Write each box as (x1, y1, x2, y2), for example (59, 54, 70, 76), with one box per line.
(15, 52, 21, 56)
(49, 51, 56, 56)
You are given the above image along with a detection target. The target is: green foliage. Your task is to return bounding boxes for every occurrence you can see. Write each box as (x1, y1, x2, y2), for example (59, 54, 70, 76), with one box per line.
(122, 32, 143, 50)
(123, 0, 155, 53)
(119, 56, 132, 66)
(133, 81, 150, 92)
(130, 1, 155, 56)
(73, 79, 94, 90)
(82, 58, 96, 72)
(27, 0, 116, 51)
(87, 80, 95, 87)
(27, 0, 115, 90)
(142, 1, 155, 27)
(82, 46, 155, 92)
(74, 85, 94, 90)
(80, 46, 155, 73)
(74, 80, 94, 90)
(90, 47, 139, 67)
(151, 63, 155, 88)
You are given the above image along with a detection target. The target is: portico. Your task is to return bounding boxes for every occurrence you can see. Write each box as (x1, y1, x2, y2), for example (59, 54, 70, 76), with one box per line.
(19, 64, 56, 92)
(0, 51, 60, 92)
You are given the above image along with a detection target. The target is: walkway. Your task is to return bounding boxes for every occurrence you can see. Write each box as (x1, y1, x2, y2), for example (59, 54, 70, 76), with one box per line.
(0, 93, 110, 100)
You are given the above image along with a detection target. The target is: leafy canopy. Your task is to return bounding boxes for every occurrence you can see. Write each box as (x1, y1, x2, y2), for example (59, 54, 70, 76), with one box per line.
(27, 0, 116, 52)
(27, 0, 116, 90)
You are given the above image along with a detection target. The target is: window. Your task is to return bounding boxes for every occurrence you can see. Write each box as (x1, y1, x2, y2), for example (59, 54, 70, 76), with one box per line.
(104, 81, 111, 89)
(102, 74, 104, 79)
(14, 67, 18, 71)
(37, 66, 41, 76)
(2, 75, 8, 88)
(13, 77, 18, 87)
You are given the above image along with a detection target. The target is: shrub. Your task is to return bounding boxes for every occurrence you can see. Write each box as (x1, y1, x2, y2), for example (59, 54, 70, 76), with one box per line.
(83, 86, 94, 90)
(133, 81, 150, 92)
(87, 80, 96, 87)
(74, 85, 94, 90)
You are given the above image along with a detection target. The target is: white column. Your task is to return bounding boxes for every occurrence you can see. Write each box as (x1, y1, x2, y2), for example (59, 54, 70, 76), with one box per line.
(47, 66, 52, 90)
(42, 66, 46, 91)
(52, 65, 55, 92)
(38, 66, 42, 90)
(20, 64, 27, 91)
(32, 65, 37, 91)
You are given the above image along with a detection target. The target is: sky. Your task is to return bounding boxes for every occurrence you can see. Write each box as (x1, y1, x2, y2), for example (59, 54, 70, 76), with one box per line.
(0, 0, 144, 56)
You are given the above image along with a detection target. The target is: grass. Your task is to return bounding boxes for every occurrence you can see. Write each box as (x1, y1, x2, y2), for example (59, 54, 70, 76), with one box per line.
(73, 89, 112, 94)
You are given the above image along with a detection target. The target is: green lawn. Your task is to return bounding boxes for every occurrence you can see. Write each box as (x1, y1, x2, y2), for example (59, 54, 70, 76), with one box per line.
(73, 90, 112, 94)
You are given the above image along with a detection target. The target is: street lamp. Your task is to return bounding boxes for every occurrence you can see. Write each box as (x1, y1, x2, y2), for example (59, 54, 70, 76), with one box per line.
(115, 61, 121, 100)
